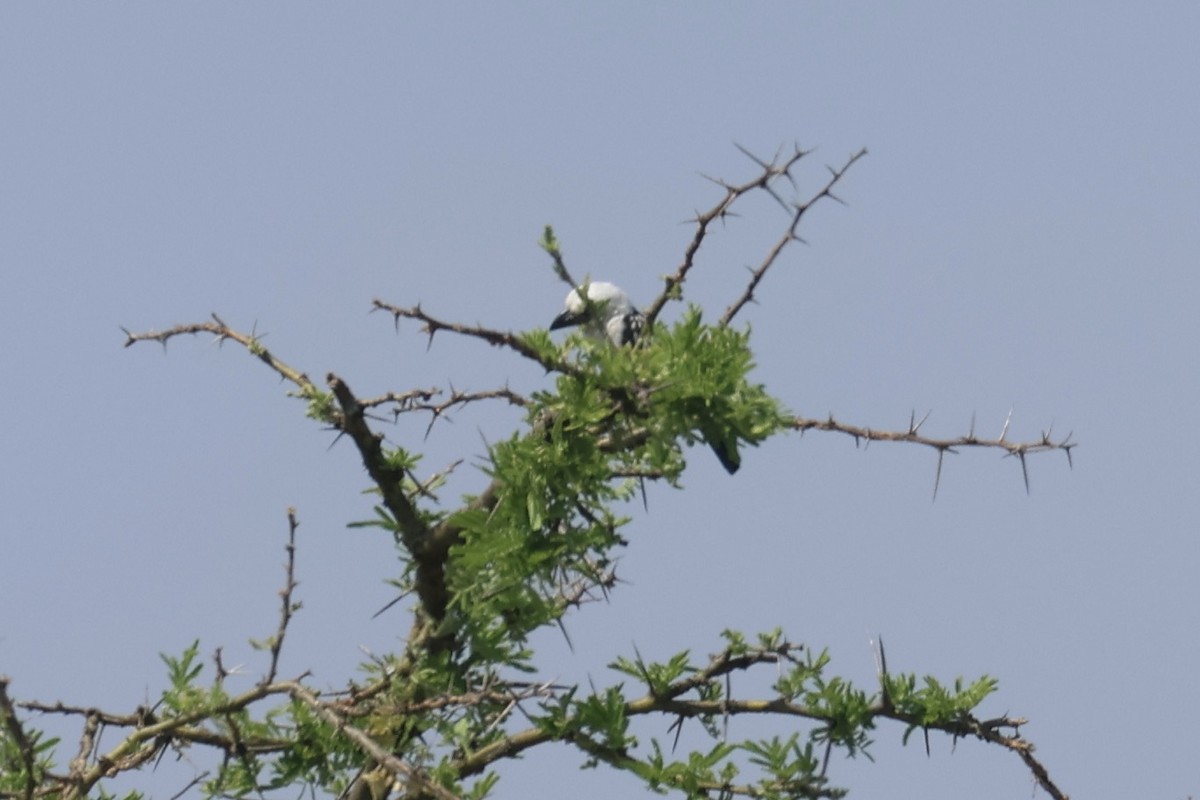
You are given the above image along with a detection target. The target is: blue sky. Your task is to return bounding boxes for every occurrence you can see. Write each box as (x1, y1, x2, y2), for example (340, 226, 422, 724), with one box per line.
(2, 3, 1197, 798)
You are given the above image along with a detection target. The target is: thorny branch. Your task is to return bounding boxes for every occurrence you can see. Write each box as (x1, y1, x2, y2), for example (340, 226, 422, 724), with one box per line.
(360, 386, 529, 419)
(262, 508, 301, 685)
(371, 386, 530, 441)
(122, 315, 315, 393)
(371, 299, 575, 376)
(642, 144, 865, 328)
(794, 409, 1075, 498)
(720, 147, 868, 327)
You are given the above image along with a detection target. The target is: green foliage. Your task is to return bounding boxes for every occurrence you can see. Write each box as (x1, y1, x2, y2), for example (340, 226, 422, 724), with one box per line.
(884, 673, 1000, 743)
(641, 739, 739, 796)
(159, 639, 208, 713)
(297, 383, 336, 423)
(0, 723, 58, 795)
(611, 648, 695, 696)
(538, 225, 569, 285)
(541, 305, 788, 481)
(546, 631, 1000, 799)
(95, 790, 146, 800)
(644, 308, 789, 471)
(739, 735, 837, 800)
(268, 698, 362, 793)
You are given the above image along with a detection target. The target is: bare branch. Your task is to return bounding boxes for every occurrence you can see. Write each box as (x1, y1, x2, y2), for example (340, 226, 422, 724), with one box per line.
(358, 387, 442, 412)
(642, 145, 865, 329)
(358, 385, 530, 439)
(409, 458, 464, 503)
(261, 508, 301, 685)
(123, 316, 316, 393)
(17, 699, 144, 726)
(166, 772, 209, 800)
(645, 144, 817, 326)
(721, 148, 868, 327)
(397, 387, 529, 440)
(372, 299, 574, 375)
(792, 412, 1075, 462)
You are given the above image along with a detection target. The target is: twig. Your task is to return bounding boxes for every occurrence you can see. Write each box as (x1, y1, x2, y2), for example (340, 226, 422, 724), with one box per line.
(358, 387, 441, 412)
(393, 387, 529, 440)
(371, 300, 574, 376)
(261, 509, 301, 685)
(539, 225, 579, 290)
(122, 315, 315, 392)
(167, 772, 210, 800)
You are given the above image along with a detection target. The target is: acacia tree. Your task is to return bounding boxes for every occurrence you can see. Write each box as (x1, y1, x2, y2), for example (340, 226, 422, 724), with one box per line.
(0, 147, 1074, 800)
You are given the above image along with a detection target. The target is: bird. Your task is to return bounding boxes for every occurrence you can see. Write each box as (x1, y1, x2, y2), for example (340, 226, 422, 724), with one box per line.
(549, 281, 646, 347)
(549, 281, 740, 474)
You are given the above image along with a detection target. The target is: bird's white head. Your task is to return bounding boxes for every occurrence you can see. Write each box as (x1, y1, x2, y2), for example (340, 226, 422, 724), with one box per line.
(550, 282, 642, 346)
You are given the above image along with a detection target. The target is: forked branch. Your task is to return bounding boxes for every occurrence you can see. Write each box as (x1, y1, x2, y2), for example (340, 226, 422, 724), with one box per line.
(721, 148, 868, 327)
(643, 145, 866, 328)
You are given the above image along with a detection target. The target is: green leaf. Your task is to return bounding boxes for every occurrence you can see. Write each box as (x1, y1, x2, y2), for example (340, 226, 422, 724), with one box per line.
(159, 639, 203, 690)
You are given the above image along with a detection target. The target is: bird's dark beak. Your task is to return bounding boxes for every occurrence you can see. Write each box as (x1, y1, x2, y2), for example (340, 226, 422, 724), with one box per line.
(550, 310, 584, 330)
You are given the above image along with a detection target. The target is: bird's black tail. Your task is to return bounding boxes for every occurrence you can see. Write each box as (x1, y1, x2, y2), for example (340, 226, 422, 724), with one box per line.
(710, 441, 740, 474)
